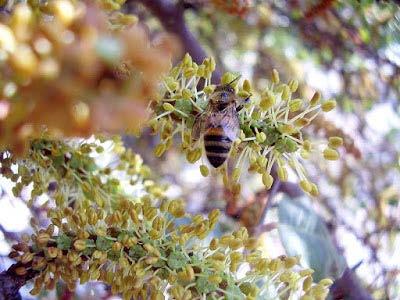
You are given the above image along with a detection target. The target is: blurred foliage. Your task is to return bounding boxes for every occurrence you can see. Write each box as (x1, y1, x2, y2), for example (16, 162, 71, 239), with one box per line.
(0, 0, 173, 155)
(278, 198, 347, 282)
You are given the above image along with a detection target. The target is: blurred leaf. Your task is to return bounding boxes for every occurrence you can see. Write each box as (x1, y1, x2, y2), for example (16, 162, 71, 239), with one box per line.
(278, 197, 347, 281)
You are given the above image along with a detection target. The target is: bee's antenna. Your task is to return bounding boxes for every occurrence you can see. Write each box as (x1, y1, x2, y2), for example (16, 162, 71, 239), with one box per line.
(226, 75, 241, 86)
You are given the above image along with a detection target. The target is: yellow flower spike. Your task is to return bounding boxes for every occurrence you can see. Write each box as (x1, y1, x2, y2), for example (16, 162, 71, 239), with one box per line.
(281, 85, 291, 101)
(310, 91, 321, 106)
(272, 69, 280, 84)
(321, 99, 337, 112)
(0, 24, 16, 54)
(328, 136, 343, 148)
(288, 79, 299, 92)
(243, 79, 251, 92)
(162, 103, 175, 112)
(277, 166, 288, 181)
(299, 180, 312, 194)
(323, 147, 339, 160)
(200, 164, 209, 177)
(289, 99, 303, 112)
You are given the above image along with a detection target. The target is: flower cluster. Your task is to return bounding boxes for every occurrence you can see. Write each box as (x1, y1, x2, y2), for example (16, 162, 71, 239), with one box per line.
(3, 137, 332, 299)
(148, 54, 342, 196)
(0, 1, 174, 155)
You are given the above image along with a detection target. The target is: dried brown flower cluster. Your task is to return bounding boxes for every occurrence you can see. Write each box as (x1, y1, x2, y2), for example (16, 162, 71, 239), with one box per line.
(0, 1, 175, 155)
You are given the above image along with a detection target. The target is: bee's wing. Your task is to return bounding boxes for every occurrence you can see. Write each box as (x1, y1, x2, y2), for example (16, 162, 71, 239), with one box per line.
(219, 105, 240, 141)
(192, 113, 206, 141)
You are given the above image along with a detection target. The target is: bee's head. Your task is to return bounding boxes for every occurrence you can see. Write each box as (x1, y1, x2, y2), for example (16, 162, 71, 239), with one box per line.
(212, 84, 236, 104)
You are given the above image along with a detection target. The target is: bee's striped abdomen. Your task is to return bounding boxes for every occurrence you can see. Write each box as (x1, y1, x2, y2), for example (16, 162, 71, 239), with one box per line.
(204, 127, 232, 168)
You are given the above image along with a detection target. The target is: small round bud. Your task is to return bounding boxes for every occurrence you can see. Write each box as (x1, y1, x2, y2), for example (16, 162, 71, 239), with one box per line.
(299, 180, 312, 193)
(200, 164, 209, 177)
(323, 148, 339, 160)
(289, 99, 303, 112)
(162, 103, 175, 112)
(328, 136, 343, 148)
(243, 79, 251, 92)
(262, 173, 274, 189)
(238, 90, 250, 98)
(321, 99, 336, 112)
(74, 239, 87, 251)
(256, 132, 266, 143)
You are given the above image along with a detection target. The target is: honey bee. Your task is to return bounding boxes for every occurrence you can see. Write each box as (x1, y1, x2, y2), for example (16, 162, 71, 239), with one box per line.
(192, 78, 249, 168)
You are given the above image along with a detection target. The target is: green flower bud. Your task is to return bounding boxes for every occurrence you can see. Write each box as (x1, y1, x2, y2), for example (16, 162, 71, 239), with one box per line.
(272, 69, 279, 84)
(289, 99, 303, 112)
(321, 99, 336, 112)
(323, 147, 339, 160)
(310, 91, 321, 106)
(328, 136, 343, 148)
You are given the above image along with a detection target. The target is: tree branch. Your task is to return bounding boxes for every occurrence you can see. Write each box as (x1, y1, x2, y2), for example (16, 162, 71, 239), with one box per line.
(130, 0, 222, 82)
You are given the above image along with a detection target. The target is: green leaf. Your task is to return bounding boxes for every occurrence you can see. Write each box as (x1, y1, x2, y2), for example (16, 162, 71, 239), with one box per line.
(174, 99, 193, 118)
(96, 236, 114, 251)
(167, 251, 188, 270)
(278, 197, 347, 281)
(196, 276, 218, 294)
(56, 234, 72, 250)
(128, 245, 146, 261)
